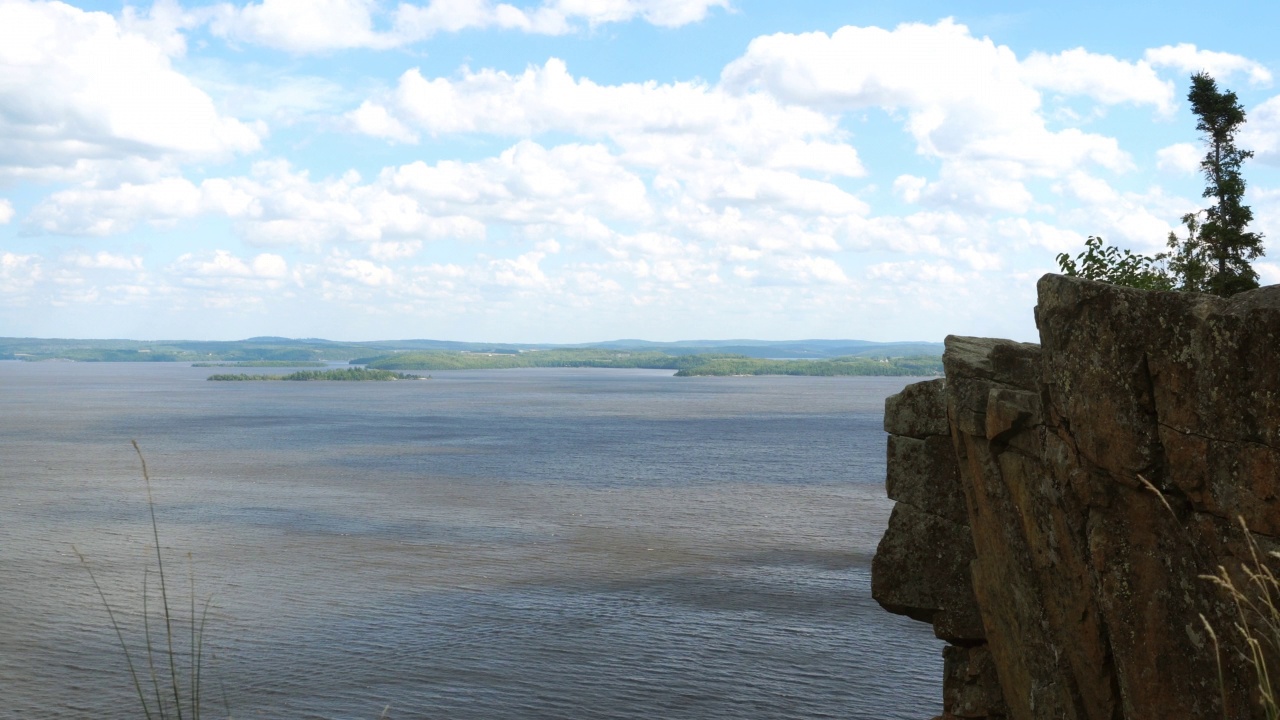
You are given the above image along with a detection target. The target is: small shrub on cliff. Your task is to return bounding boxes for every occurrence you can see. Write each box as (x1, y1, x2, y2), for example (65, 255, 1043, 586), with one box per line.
(1056, 235, 1174, 291)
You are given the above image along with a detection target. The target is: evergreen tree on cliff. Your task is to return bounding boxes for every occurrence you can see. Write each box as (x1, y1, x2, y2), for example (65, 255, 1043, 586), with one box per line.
(1168, 72, 1265, 296)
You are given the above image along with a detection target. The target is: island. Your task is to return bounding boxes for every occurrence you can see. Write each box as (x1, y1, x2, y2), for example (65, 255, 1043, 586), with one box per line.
(192, 361, 328, 368)
(207, 369, 421, 382)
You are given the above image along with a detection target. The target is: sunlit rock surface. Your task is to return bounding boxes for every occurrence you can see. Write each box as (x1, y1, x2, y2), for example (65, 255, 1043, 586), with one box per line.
(873, 273, 1280, 720)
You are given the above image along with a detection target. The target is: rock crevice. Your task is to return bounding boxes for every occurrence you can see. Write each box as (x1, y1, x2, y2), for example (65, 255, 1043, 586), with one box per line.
(873, 274, 1280, 720)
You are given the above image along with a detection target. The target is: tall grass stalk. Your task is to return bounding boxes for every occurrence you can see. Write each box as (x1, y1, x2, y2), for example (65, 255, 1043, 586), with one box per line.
(74, 441, 218, 720)
(1202, 516, 1280, 720)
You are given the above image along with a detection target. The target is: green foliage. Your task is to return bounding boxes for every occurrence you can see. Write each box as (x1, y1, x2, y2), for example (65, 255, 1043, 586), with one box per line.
(207, 368, 419, 381)
(1181, 72, 1265, 296)
(1055, 236, 1174, 291)
(1159, 212, 1214, 293)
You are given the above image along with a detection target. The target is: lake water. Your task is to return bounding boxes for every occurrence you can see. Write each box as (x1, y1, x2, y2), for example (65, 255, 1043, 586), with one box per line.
(0, 362, 943, 719)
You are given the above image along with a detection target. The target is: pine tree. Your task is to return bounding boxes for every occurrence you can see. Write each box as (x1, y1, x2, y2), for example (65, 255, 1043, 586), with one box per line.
(1175, 72, 1264, 296)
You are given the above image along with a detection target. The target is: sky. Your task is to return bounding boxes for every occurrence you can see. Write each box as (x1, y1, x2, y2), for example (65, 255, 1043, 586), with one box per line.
(3, 1, 1280, 343)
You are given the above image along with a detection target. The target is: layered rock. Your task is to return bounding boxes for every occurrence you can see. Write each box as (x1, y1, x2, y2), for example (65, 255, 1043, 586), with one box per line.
(873, 274, 1280, 720)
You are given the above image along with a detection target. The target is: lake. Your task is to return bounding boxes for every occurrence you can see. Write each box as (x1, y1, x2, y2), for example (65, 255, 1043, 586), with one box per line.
(0, 362, 942, 719)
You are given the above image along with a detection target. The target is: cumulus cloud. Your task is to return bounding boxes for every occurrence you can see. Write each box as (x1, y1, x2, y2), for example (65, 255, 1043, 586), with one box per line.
(0, 199, 13, 224)
(208, 0, 400, 52)
(28, 178, 205, 235)
(65, 251, 145, 271)
(719, 19, 1134, 212)
(172, 250, 291, 289)
(346, 58, 869, 232)
(1145, 44, 1273, 86)
(0, 0, 260, 182)
(867, 260, 968, 286)
(1056, 172, 1194, 249)
(349, 59, 842, 161)
(1156, 143, 1201, 174)
(1021, 48, 1174, 113)
(120, 0, 201, 57)
(202, 0, 731, 52)
(347, 101, 418, 144)
(1241, 95, 1280, 166)
(332, 257, 396, 286)
(0, 252, 42, 295)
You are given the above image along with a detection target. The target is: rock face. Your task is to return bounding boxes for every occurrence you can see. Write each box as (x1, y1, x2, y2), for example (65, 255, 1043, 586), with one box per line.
(872, 274, 1280, 720)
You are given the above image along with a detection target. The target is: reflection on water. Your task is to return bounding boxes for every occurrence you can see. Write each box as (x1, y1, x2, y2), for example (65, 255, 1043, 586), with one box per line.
(0, 363, 942, 719)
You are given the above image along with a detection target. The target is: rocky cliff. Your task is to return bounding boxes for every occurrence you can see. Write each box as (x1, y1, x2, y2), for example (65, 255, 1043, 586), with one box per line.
(872, 273, 1280, 720)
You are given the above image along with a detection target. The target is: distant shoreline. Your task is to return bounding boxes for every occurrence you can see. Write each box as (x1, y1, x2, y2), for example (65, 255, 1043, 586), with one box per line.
(1, 336, 944, 377)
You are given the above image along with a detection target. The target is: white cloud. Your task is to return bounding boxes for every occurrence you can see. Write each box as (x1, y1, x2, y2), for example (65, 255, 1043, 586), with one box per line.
(0, 199, 13, 224)
(1257, 262, 1280, 286)
(893, 175, 926, 204)
(995, 218, 1082, 253)
(346, 58, 872, 240)
(0, 252, 42, 295)
(347, 100, 419, 143)
(766, 139, 865, 177)
(204, 0, 731, 52)
(545, 0, 730, 28)
(1021, 48, 1174, 113)
(171, 250, 291, 291)
(1056, 172, 1194, 250)
(387, 141, 652, 223)
(0, 0, 260, 182)
(370, 240, 424, 261)
(1145, 44, 1273, 86)
(252, 253, 290, 278)
(28, 178, 204, 235)
(1241, 95, 1280, 166)
(208, 0, 399, 52)
(719, 19, 1134, 212)
(867, 260, 967, 286)
(488, 249, 552, 289)
(768, 255, 849, 285)
(65, 251, 144, 271)
(1156, 142, 1200, 174)
(332, 257, 396, 286)
(120, 0, 201, 57)
(361, 58, 833, 144)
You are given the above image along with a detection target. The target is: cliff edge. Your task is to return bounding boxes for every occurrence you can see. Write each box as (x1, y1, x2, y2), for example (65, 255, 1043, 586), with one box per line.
(872, 273, 1280, 720)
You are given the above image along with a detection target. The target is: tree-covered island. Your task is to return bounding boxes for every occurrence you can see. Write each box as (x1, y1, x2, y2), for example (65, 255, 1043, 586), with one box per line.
(208, 368, 421, 381)
(192, 361, 328, 368)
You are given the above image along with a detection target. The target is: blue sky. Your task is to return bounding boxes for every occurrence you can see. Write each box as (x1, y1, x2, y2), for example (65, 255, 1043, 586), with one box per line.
(3, 0, 1280, 343)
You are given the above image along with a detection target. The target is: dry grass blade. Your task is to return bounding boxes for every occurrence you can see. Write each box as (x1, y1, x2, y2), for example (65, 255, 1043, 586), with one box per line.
(77, 442, 221, 720)
(73, 546, 155, 720)
(1202, 517, 1280, 720)
(1136, 473, 1176, 519)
